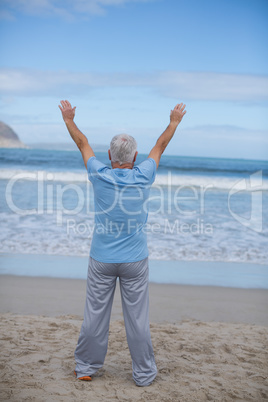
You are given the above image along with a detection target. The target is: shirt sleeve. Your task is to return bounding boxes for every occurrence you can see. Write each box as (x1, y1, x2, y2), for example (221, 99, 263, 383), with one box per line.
(135, 158, 157, 185)
(87, 156, 107, 183)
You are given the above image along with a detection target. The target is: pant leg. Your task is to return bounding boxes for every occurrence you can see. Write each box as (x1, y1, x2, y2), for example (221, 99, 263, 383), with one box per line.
(119, 258, 157, 387)
(74, 257, 117, 378)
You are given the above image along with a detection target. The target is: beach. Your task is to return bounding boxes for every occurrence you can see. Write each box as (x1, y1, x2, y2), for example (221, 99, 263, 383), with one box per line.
(1, 274, 268, 401)
(1, 149, 268, 400)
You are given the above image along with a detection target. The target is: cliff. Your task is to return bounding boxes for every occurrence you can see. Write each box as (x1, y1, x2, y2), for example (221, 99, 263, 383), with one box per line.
(0, 122, 27, 148)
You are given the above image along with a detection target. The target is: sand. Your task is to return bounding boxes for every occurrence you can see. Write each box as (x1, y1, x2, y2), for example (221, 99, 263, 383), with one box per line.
(0, 275, 268, 401)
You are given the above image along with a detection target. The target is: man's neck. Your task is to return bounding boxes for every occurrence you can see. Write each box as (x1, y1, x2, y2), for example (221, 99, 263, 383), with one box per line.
(111, 162, 134, 169)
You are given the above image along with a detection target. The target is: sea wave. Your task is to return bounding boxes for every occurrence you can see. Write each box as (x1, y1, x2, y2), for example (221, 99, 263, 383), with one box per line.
(0, 168, 267, 191)
(0, 211, 267, 265)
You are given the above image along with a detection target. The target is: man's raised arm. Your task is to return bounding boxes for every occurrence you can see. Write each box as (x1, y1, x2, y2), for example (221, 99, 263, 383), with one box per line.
(148, 103, 186, 168)
(59, 100, 95, 168)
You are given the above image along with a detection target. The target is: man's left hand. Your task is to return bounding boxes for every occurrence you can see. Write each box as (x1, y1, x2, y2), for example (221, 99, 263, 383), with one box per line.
(59, 100, 76, 123)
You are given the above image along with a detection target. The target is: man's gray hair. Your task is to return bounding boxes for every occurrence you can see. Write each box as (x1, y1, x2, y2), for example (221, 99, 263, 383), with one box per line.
(110, 134, 137, 165)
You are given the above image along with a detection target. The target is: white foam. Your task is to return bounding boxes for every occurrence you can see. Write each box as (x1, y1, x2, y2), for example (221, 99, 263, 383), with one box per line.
(0, 169, 88, 183)
(0, 210, 267, 264)
(1, 168, 267, 191)
(154, 172, 268, 191)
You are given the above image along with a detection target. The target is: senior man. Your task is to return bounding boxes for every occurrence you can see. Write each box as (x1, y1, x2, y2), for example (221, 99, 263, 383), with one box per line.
(59, 100, 186, 387)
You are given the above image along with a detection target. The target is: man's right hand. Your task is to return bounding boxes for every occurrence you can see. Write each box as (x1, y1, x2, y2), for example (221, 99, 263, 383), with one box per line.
(170, 103, 186, 126)
(59, 99, 95, 168)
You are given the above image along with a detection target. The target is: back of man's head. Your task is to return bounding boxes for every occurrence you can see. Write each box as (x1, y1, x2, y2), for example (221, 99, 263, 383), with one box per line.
(110, 134, 137, 165)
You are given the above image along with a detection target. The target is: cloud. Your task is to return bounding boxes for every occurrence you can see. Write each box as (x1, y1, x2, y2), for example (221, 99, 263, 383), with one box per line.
(0, 9, 15, 20)
(0, 0, 153, 19)
(157, 71, 268, 102)
(181, 125, 268, 143)
(0, 68, 268, 103)
(177, 125, 268, 160)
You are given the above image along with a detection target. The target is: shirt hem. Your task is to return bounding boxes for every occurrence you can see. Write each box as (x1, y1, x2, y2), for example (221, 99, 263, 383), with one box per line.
(89, 254, 149, 264)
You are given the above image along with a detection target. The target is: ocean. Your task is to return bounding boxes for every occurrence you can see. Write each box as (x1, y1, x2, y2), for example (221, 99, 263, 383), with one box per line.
(0, 148, 268, 287)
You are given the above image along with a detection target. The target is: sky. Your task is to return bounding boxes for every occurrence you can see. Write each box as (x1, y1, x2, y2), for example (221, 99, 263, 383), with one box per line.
(0, 0, 268, 159)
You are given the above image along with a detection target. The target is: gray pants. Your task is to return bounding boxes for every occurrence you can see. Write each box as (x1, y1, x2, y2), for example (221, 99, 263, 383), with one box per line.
(74, 257, 157, 387)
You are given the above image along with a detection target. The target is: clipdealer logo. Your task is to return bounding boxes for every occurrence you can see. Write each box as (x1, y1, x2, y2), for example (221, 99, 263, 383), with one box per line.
(5, 169, 265, 234)
(228, 170, 263, 233)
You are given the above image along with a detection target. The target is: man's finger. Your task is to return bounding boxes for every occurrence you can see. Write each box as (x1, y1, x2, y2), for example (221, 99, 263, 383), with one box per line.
(175, 103, 182, 110)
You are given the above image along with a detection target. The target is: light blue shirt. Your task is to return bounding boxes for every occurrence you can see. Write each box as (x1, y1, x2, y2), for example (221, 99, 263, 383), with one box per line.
(87, 157, 157, 263)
